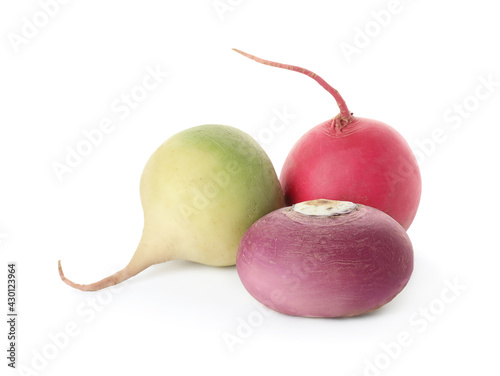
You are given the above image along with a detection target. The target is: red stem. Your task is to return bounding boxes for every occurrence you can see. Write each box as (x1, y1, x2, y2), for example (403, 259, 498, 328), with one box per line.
(233, 48, 353, 127)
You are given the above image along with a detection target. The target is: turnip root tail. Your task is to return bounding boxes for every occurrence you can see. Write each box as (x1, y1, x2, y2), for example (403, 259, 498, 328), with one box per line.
(233, 48, 353, 129)
(58, 240, 162, 291)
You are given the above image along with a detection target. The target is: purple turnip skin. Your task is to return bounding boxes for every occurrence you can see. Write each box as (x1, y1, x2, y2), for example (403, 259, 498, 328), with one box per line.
(236, 200, 413, 317)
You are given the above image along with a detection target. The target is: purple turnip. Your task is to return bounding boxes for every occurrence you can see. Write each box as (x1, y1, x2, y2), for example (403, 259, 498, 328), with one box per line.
(236, 199, 413, 317)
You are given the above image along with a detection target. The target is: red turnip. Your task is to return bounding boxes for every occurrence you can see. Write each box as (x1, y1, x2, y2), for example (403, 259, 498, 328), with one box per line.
(233, 49, 421, 230)
(236, 199, 413, 317)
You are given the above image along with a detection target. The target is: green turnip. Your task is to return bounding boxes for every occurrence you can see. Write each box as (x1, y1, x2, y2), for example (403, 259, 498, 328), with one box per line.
(59, 124, 284, 291)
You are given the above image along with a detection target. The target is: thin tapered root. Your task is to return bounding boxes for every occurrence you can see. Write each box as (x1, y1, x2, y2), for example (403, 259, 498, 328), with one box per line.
(58, 237, 166, 291)
(58, 259, 150, 292)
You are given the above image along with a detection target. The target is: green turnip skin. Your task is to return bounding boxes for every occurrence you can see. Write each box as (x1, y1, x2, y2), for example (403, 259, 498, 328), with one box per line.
(59, 124, 284, 291)
(236, 199, 413, 318)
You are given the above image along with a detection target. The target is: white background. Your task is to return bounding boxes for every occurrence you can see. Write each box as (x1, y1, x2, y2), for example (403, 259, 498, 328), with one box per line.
(1, 1, 499, 375)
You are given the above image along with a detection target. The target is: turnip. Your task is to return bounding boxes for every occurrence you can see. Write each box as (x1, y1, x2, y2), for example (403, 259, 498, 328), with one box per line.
(233, 49, 421, 229)
(236, 199, 413, 317)
(59, 124, 284, 291)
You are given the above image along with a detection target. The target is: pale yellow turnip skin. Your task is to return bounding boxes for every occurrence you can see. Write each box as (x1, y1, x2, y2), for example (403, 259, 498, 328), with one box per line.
(59, 124, 284, 291)
(139, 124, 285, 266)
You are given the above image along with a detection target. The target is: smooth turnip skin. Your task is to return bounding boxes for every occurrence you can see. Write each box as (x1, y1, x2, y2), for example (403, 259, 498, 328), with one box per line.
(236, 200, 413, 317)
(139, 124, 285, 266)
(280, 117, 421, 230)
